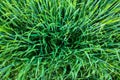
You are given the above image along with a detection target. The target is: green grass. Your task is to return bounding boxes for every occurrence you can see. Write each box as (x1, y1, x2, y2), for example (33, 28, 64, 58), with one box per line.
(0, 0, 120, 80)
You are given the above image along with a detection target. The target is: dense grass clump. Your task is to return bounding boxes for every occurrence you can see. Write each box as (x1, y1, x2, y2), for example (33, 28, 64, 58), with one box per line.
(0, 0, 120, 80)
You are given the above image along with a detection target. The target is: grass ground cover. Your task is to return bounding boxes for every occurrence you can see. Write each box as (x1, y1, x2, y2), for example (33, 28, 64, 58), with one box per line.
(0, 0, 120, 80)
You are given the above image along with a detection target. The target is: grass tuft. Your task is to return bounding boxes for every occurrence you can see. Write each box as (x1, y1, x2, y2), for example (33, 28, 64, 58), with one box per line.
(0, 0, 120, 80)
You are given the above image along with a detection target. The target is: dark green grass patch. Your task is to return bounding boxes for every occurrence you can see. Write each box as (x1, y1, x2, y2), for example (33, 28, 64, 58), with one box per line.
(0, 0, 120, 80)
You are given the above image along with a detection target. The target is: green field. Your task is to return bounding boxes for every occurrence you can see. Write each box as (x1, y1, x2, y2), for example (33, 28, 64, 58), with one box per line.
(0, 0, 120, 80)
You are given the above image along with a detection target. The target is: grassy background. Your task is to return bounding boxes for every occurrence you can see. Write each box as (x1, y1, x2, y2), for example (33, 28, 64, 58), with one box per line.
(0, 0, 120, 80)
